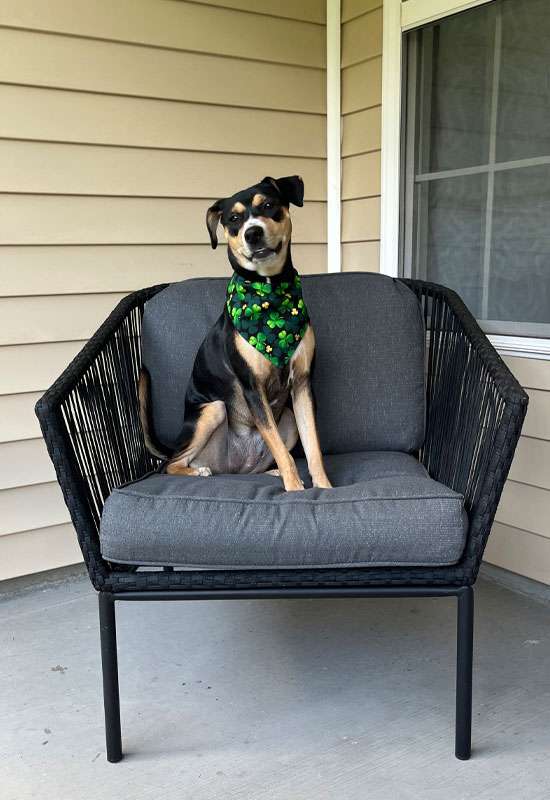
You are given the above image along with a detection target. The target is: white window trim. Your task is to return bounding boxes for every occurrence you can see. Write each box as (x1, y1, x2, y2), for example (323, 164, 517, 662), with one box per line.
(326, 0, 341, 273)
(380, 0, 550, 360)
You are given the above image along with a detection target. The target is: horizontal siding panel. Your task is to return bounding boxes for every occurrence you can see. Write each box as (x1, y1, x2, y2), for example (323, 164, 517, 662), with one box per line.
(0, 393, 42, 443)
(342, 106, 382, 157)
(0, 259, 329, 396)
(342, 57, 382, 115)
(0, 196, 327, 245)
(0, 141, 326, 200)
(0, 439, 54, 490)
(0, 28, 325, 113)
(0, 0, 325, 68)
(342, 241, 380, 272)
(342, 0, 382, 23)
(0, 482, 69, 536)
(0, 244, 327, 297)
(297, 246, 328, 274)
(341, 7, 383, 67)
(502, 356, 550, 391)
(496, 480, 550, 540)
(0, 524, 82, 581)
(509, 436, 550, 491)
(0, 294, 126, 346)
(3, 250, 337, 340)
(522, 390, 550, 441)
(341, 197, 381, 242)
(342, 150, 381, 200)
(193, 0, 325, 23)
(484, 522, 550, 586)
(0, 342, 81, 395)
(0, 86, 326, 157)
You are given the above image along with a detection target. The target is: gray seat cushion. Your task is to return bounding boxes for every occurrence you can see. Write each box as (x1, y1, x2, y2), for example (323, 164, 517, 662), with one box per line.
(100, 452, 468, 569)
(142, 273, 426, 455)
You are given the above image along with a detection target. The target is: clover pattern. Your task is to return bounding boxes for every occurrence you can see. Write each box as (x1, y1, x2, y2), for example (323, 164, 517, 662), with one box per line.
(226, 272, 309, 367)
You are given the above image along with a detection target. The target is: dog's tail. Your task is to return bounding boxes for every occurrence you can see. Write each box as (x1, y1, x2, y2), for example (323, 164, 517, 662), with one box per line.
(138, 366, 171, 460)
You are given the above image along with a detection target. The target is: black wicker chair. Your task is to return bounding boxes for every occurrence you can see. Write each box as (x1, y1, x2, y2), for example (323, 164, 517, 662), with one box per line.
(35, 276, 527, 763)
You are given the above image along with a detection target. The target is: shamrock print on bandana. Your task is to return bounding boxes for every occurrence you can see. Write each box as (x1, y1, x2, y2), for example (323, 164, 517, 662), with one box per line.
(226, 271, 309, 367)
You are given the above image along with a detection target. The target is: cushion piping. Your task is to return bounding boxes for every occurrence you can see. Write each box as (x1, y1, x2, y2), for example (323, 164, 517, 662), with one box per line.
(113, 488, 465, 507)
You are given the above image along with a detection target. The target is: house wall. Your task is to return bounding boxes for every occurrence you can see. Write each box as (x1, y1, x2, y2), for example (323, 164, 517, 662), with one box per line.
(2, 0, 548, 589)
(0, 0, 327, 580)
(341, 0, 382, 271)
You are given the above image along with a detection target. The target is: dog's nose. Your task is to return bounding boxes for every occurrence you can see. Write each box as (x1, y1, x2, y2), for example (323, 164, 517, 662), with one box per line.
(244, 226, 264, 246)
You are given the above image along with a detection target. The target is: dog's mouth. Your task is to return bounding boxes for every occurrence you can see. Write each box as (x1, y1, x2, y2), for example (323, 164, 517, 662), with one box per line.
(250, 241, 283, 261)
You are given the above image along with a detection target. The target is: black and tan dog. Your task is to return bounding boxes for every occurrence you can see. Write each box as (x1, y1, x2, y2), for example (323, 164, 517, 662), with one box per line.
(139, 175, 331, 492)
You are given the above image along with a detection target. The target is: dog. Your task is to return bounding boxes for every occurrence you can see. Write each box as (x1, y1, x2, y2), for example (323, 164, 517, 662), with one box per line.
(139, 175, 332, 492)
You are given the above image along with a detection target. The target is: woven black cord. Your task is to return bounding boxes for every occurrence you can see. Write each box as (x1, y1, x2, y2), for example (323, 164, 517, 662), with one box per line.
(35, 279, 528, 593)
(402, 280, 528, 580)
(35, 286, 165, 588)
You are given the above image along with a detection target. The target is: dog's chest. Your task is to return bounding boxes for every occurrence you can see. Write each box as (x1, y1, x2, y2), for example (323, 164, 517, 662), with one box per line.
(227, 370, 289, 432)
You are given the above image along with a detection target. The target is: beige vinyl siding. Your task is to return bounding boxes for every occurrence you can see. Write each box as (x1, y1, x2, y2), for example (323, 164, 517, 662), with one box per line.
(0, 0, 327, 580)
(0, 1, 325, 66)
(0, 527, 82, 583)
(340, 2, 382, 272)
(483, 357, 550, 585)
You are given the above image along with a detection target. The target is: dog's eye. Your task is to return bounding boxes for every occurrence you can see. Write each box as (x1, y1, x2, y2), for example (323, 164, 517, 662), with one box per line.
(229, 214, 240, 223)
(264, 202, 273, 210)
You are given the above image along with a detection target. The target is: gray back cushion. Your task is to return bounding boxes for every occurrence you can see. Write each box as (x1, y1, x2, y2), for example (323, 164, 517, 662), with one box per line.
(141, 272, 425, 454)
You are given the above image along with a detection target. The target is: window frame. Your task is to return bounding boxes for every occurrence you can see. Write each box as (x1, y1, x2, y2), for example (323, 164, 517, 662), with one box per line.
(380, 0, 550, 359)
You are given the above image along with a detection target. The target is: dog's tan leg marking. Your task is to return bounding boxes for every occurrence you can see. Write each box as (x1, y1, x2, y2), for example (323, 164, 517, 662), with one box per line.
(166, 401, 226, 476)
(235, 334, 303, 491)
(254, 401, 304, 491)
(290, 327, 332, 489)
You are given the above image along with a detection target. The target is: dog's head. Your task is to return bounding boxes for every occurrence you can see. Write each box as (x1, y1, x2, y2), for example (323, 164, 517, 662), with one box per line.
(206, 175, 304, 277)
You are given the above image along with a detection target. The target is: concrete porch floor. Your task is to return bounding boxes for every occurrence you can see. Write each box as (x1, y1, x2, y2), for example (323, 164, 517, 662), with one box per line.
(1, 570, 549, 800)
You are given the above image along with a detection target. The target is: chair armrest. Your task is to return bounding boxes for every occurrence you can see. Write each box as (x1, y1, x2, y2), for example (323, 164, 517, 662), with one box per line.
(35, 284, 167, 588)
(402, 279, 529, 579)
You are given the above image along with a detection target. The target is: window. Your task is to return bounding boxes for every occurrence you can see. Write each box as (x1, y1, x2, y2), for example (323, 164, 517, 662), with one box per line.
(402, 0, 550, 338)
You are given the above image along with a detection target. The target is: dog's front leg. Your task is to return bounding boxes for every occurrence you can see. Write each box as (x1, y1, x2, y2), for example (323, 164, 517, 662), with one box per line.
(291, 375, 332, 489)
(290, 327, 332, 489)
(245, 384, 304, 492)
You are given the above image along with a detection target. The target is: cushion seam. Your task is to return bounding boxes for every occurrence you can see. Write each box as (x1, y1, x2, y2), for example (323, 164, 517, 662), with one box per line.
(109, 490, 465, 506)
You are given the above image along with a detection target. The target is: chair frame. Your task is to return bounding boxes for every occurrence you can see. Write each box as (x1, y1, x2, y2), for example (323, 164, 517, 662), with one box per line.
(36, 277, 528, 762)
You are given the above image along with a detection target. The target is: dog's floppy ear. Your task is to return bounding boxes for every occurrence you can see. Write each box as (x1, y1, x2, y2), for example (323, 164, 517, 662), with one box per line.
(206, 199, 224, 249)
(262, 175, 304, 207)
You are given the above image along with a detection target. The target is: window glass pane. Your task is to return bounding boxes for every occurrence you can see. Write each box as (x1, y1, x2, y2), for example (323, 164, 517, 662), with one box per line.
(489, 165, 550, 324)
(415, 175, 487, 317)
(420, 5, 494, 173)
(405, 0, 550, 338)
(497, 0, 550, 162)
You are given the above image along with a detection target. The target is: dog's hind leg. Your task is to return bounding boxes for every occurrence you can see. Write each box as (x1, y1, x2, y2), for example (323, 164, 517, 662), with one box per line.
(166, 401, 228, 476)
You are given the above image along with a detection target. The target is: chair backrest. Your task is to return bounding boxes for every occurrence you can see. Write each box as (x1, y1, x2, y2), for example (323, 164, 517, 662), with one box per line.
(142, 272, 425, 454)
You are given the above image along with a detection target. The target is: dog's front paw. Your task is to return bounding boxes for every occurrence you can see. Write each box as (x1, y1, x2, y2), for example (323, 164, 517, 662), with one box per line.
(313, 476, 332, 489)
(196, 466, 212, 477)
(284, 476, 305, 492)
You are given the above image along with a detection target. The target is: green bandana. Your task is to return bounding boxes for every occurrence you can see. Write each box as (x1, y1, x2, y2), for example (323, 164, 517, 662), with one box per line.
(226, 271, 309, 367)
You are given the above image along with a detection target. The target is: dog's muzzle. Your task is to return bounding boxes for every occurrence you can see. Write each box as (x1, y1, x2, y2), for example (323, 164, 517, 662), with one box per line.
(250, 241, 283, 261)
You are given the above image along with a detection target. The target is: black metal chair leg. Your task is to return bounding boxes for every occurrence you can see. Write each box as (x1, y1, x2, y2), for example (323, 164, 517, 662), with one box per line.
(99, 592, 122, 763)
(455, 586, 474, 760)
